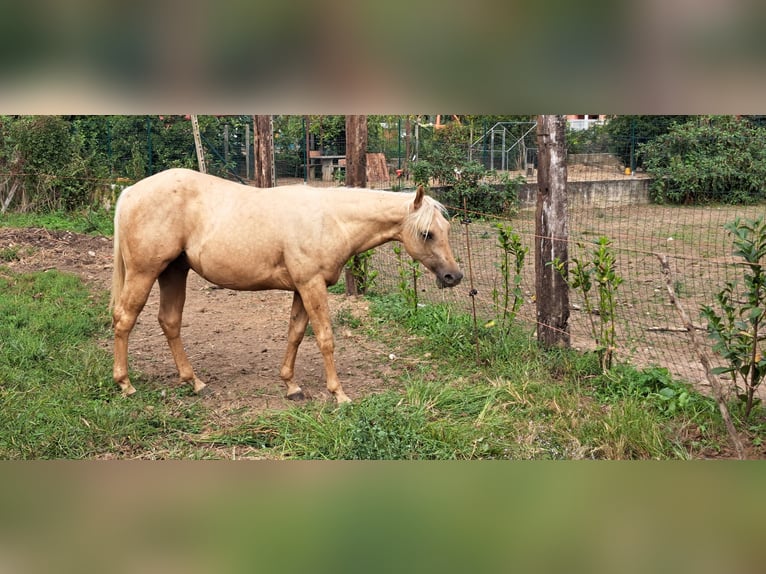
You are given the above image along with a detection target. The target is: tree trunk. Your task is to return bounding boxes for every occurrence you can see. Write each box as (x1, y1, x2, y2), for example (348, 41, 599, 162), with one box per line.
(535, 115, 570, 348)
(345, 115, 367, 188)
(344, 115, 368, 295)
(252, 115, 274, 188)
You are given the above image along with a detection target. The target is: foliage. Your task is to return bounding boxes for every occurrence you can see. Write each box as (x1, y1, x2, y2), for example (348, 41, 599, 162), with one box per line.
(306, 115, 346, 155)
(0, 116, 96, 211)
(411, 159, 433, 188)
(565, 122, 613, 155)
(552, 236, 623, 372)
(701, 216, 766, 419)
(640, 116, 766, 204)
(492, 222, 528, 331)
(566, 115, 692, 171)
(412, 158, 523, 215)
(0, 115, 248, 212)
(345, 249, 378, 295)
(597, 366, 716, 420)
(410, 123, 523, 215)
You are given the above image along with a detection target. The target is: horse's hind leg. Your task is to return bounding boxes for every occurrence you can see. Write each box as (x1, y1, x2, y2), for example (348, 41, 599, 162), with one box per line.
(280, 291, 309, 400)
(157, 259, 206, 394)
(113, 272, 157, 396)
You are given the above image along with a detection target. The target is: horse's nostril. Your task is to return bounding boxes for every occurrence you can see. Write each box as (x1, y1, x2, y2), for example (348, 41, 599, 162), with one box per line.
(443, 272, 463, 286)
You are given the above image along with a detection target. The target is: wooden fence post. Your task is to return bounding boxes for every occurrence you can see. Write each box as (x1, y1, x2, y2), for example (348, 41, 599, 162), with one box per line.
(535, 115, 570, 348)
(344, 115, 368, 295)
(252, 115, 274, 188)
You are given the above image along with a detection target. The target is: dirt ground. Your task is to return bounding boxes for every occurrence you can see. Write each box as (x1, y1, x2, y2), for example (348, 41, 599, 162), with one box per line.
(0, 227, 404, 422)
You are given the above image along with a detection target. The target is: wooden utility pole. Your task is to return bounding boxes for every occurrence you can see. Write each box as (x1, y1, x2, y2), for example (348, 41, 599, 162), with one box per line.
(344, 115, 368, 295)
(535, 115, 570, 348)
(252, 115, 275, 187)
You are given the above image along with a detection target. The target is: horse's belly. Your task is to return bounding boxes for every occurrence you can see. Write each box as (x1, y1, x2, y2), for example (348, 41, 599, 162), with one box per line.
(189, 253, 295, 291)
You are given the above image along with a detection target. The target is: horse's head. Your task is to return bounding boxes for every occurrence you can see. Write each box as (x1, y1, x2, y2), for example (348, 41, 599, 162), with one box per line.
(401, 186, 463, 289)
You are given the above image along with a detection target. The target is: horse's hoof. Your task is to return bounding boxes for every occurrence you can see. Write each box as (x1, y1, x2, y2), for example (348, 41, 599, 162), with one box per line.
(335, 393, 352, 405)
(287, 390, 306, 401)
(195, 385, 213, 397)
(119, 383, 137, 397)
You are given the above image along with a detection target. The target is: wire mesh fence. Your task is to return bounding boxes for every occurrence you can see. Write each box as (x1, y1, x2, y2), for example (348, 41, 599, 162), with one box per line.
(358, 119, 766, 394)
(371, 195, 759, 394)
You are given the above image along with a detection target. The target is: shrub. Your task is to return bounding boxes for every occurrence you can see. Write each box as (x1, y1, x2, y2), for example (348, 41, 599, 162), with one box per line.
(640, 116, 766, 204)
(0, 116, 94, 211)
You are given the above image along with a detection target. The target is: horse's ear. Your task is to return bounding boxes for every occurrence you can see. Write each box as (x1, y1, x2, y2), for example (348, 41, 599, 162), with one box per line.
(413, 185, 425, 210)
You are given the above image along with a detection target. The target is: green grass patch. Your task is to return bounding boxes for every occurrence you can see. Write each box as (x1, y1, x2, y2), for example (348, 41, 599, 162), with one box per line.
(0, 208, 114, 236)
(0, 268, 206, 459)
(206, 293, 738, 459)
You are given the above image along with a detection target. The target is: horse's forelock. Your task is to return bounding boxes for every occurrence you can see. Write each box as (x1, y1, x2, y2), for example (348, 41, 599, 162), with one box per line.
(404, 194, 448, 239)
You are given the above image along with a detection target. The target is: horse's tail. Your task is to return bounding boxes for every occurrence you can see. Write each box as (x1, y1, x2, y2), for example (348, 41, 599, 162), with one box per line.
(109, 192, 127, 312)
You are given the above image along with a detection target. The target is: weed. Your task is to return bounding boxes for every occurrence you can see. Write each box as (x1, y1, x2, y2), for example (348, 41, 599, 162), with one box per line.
(551, 236, 623, 372)
(336, 308, 362, 329)
(598, 365, 716, 420)
(345, 249, 378, 295)
(392, 244, 421, 313)
(491, 222, 528, 331)
(0, 246, 21, 262)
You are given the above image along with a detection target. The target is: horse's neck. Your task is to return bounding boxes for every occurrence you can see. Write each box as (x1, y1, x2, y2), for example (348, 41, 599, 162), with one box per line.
(332, 191, 410, 254)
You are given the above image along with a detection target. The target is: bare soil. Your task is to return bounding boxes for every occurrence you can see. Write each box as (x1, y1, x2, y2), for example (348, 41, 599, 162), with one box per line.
(0, 228, 404, 423)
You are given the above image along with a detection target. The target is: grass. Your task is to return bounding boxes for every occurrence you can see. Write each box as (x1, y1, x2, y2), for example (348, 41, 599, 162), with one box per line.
(0, 261, 750, 459)
(0, 207, 114, 236)
(205, 294, 741, 459)
(0, 267, 207, 459)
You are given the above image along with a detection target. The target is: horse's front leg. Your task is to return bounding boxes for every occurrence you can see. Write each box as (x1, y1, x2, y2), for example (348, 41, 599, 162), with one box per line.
(295, 281, 351, 404)
(280, 291, 310, 400)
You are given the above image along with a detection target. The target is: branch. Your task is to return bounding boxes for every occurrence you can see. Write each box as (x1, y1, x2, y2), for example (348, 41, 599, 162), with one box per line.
(654, 253, 746, 459)
(1, 179, 19, 214)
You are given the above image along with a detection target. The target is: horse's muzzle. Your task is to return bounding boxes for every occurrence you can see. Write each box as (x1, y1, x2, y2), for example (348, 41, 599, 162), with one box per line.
(436, 270, 463, 289)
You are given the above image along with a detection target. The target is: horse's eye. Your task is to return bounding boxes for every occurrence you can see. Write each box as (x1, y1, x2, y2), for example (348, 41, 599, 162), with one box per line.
(421, 231, 434, 241)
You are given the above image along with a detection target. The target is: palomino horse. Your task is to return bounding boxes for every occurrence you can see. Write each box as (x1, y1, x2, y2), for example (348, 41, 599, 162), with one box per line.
(110, 168, 463, 403)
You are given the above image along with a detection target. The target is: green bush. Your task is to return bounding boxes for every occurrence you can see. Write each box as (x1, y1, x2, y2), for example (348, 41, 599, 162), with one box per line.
(640, 116, 766, 204)
(0, 116, 96, 210)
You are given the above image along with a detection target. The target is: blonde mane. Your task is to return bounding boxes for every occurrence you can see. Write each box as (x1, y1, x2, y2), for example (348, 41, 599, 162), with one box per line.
(403, 194, 448, 239)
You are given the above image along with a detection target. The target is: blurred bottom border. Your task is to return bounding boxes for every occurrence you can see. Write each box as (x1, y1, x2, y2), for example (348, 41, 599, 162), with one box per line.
(0, 461, 763, 574)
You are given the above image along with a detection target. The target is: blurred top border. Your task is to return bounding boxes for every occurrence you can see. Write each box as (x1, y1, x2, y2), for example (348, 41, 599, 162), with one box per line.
(1, 0, 765, 114)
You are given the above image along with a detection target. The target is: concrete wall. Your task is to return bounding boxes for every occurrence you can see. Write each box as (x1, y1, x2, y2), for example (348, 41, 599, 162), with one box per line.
(518, 178, 651, 209)
(567, 153, 622, 168)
